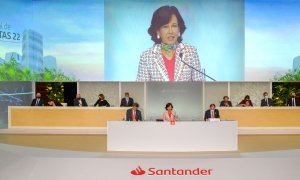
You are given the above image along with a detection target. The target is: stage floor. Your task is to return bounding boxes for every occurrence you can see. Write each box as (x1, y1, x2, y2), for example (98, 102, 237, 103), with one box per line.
(1, 134, 300, 154)
(1, 135, 300, 180)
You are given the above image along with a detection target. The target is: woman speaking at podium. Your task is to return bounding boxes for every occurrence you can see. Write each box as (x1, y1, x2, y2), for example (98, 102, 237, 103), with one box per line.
(136, 5, 203, 81)
(163, 103, 177, 124)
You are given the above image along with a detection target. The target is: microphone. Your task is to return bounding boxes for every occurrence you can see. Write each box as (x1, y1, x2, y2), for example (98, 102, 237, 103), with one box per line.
(179, 52, 216, 81)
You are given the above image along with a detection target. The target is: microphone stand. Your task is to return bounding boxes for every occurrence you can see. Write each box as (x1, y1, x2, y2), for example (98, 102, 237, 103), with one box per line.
(179, 53, 216, 81)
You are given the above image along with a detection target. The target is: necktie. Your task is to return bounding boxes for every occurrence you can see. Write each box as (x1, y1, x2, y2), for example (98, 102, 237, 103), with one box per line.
(132, 110, 136, 121)
(36, 99, 39, 106)
(211, 110, 214, 118)
(265, 98, 268, 106)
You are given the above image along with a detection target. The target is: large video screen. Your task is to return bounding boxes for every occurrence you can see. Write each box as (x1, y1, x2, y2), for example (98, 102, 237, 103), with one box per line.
(0, 0, 299, 81)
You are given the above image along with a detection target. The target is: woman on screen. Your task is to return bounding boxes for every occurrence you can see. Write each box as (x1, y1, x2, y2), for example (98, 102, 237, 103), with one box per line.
(162, 103, 178, 122)
(136, 5, 203, 81)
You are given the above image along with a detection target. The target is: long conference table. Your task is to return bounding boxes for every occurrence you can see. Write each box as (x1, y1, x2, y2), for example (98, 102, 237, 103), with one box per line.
(218, 107, 300, 127)
(8, 106, 128, 128)
(8, 106, 300, 129)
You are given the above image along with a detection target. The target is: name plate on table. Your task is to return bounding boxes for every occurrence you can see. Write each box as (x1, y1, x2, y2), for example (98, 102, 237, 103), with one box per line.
(208, 118, 221, 122)
(107, 121, 238, 152)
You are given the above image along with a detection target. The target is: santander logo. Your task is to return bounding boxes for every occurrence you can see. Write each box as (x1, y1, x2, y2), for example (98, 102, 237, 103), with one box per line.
(130, 166, 146, 176)
(130, 166, 213, 176)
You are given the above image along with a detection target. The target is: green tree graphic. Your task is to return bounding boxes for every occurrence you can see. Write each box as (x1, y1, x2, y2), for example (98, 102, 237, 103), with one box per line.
(0, 56, 76, 81)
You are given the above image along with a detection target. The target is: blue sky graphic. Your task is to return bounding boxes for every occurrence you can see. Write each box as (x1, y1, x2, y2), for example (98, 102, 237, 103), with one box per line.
(245, 0, 300, 80)
(0, 0, 104, 43)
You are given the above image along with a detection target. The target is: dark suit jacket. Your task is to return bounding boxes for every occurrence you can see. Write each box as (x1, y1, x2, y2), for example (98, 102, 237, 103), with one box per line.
(31, 98, 44, 106)
(204, 109, 220, 121)
(74, 98, 88, 106)
(126, 109, 142, 121)
(261, 98, 273, 106)
(120, 97, 134, 107)
(220, 101, 232, 107)
(287, 98, 300, 106)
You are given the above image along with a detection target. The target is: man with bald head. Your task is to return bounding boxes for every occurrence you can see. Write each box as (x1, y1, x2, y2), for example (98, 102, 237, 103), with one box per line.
(74, 93, 88, 107)
(31, 92, 44, 106)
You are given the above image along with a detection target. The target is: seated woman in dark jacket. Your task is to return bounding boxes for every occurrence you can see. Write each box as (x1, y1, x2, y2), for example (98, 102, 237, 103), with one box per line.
(220, 96, 232, 107)
(94, 94, 110, 107)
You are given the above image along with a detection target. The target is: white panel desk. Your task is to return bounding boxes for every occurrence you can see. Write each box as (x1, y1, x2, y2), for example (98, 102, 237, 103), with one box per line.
(107, 121, 238, 152)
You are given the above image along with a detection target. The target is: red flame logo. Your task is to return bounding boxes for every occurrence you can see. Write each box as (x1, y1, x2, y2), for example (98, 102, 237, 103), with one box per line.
(131, 166, 146, 176)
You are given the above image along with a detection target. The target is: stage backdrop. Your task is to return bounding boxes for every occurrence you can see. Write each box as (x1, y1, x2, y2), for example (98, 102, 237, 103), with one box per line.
(0, 0, 300, 81)
(0, 0, 104, 81)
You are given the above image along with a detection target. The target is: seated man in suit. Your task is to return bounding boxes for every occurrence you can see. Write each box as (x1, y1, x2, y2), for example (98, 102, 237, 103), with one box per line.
(220, 96, 232, 107)
(261, 92, 273, 107)
(204, 104, 220, 121)
(287, 92, 300, 106)
(120, 92, 134, 107)
(74, 93, 88, 107)
(31, 92, 44, 106)
(126, 103, 142, 121)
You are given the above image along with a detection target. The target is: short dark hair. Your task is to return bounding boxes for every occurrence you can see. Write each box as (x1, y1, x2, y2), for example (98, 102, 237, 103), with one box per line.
(263, 92, 268, 96)
(99, 94, 105, 99)
(165, 102, 173, 110)
(132, 102, 139, 108)
(148, 5, 186, 44)
(210, 104, 215, 108)
(223, 96, 229, 100)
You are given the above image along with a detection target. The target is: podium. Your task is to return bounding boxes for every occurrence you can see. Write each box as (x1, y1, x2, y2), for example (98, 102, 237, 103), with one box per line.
(107, 121, 238, 152)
